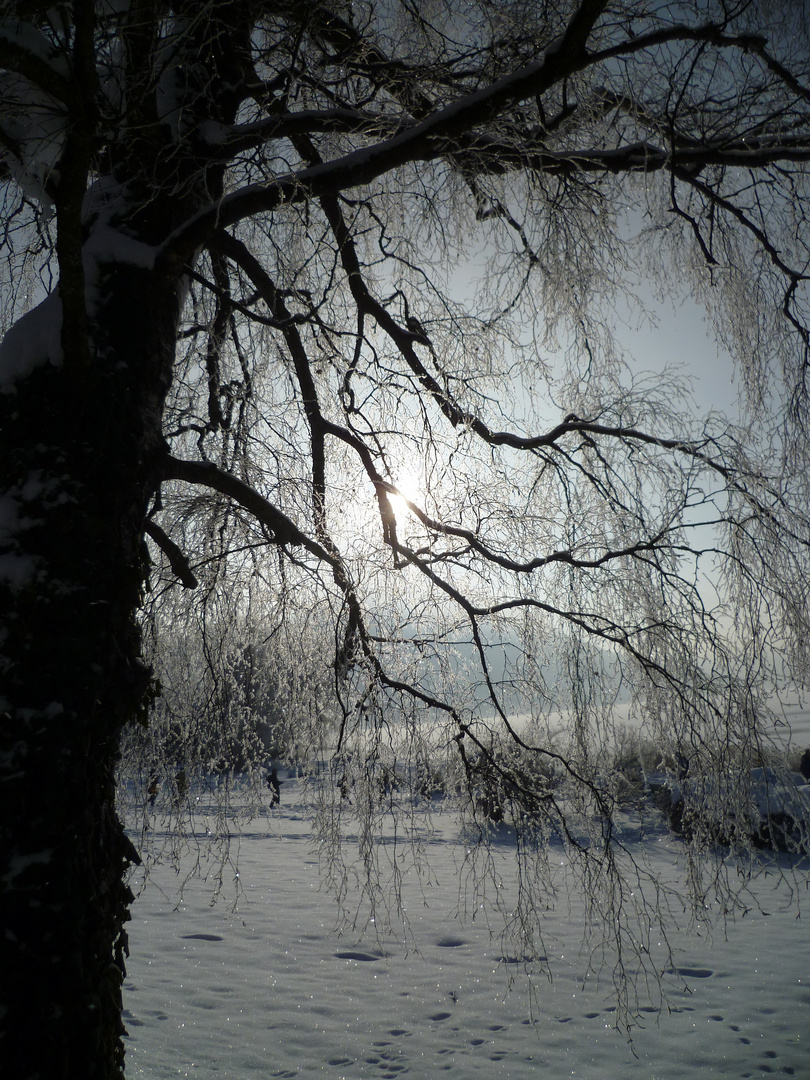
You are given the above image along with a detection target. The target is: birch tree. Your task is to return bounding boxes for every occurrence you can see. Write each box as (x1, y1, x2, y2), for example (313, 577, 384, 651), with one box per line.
(1, 1, 810, 1077)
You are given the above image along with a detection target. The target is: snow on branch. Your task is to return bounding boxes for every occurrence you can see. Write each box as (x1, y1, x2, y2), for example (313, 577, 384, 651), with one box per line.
(0, 18, 74, 102)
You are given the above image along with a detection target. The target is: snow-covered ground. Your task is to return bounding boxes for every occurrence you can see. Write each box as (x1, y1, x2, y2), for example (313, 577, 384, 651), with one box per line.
(122, 774, 808, 1079)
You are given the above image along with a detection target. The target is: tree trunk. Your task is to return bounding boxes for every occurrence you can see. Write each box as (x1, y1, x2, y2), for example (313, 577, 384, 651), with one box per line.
(0, 264, 180, 1079)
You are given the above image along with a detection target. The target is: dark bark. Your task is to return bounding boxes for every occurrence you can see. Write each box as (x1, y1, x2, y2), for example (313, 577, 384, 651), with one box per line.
(0, 3, 247, 1070)
(0, 263, 182, 1079)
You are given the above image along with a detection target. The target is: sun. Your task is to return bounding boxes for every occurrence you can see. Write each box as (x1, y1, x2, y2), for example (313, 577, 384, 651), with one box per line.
(387, 468, 423, 526)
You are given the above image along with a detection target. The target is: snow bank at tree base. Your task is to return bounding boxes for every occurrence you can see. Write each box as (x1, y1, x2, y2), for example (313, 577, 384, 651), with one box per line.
(122, 778, 807, 1079)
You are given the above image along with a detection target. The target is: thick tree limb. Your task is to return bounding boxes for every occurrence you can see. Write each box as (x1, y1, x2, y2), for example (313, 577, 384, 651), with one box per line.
(143, 518, 198, 589)
(163, 454, 326, 557)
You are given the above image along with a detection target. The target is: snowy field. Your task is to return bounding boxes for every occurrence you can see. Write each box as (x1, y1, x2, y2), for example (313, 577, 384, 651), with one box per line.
(122, 770, 809, 1080)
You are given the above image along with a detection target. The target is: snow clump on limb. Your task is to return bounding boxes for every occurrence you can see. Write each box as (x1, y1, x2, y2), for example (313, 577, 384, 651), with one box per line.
(0, 290, 64, 392)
